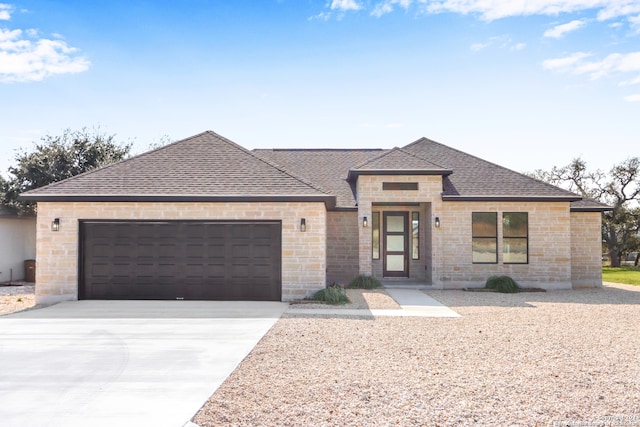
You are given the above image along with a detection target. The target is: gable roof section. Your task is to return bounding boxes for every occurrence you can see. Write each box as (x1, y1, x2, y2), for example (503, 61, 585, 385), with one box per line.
(402, 137, 582, 202)
(254, 148, 383, 208)
(20, 131, 335, 206)
(347, 147, 452, 181)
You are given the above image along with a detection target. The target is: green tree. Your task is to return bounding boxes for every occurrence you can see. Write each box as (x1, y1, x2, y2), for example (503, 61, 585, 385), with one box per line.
(1, 128, 132, 215)
(531, 157, 640, 267)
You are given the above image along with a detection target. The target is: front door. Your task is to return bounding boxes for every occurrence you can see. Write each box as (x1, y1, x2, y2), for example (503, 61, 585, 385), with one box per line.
(383, 212, 409, 277)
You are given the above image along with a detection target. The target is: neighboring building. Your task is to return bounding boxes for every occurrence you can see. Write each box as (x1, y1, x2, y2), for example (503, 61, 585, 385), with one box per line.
(0, 205, 36, 283)
(20, 131, 609, 304)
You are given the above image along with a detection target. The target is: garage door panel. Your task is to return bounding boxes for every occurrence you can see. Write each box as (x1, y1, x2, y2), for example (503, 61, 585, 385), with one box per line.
(80, 221, 281, 300)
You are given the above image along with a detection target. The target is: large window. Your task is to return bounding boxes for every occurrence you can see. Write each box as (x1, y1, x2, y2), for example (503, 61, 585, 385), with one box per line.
(503, 212, 528, 264)
(411, 212, 419, 260)
(472, 212, 497, 263)
(372, 212, 380, 259)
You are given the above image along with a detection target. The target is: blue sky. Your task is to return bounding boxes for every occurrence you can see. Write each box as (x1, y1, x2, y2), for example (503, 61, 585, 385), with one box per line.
(1, 0, 639, 178)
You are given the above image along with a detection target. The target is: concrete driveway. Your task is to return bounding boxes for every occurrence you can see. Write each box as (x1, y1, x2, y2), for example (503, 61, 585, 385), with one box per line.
(0, 300, 288, 427)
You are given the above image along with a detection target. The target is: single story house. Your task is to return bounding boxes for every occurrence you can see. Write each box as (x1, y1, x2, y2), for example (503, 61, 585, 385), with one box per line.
(21, 131, 608, 304)
(0, 205, 36, 283)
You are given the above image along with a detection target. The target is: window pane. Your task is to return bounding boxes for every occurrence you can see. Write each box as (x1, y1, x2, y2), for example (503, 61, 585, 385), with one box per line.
(472, 212, 497, 237)
(387, 235, 405, 252)
(412, 212, 419, 260)
(472, 238, 497, 263)
(503, 213, 528, 237)
(372, 212, 380, 259)
(503, 238, 528, 263)
(386, 254, 405, 271)
(387, 215, 405, 232)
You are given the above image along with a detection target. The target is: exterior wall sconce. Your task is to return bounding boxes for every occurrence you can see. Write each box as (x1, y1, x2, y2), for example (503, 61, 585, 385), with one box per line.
(300, 218, 306, 232)
(363, 216, 368, 228)
(434, 217, 440, 228)
(51, 218, 60, 232)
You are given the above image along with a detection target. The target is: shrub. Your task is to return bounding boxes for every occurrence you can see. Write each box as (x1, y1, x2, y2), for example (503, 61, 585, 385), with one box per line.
(486, 275, 521, 293)
(347, 275, 382, 289)
(312, 284, 350, 305)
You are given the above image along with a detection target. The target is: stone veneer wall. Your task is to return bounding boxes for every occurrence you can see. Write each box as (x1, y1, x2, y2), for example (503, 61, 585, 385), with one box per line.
(355, 173, 589, 290)
(356, 174, 444, 281)
(326, 211, 360, 286)
(570, 211, 603, 288)
(434, 201, 573, 289)
(35, 201, 327, 304)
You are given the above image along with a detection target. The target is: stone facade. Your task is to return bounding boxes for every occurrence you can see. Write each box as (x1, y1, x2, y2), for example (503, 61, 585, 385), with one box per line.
(35, 201, 327, 304)
(353, 173, 602, 289)
(356, 174, 444, 282)
(325, 211, 360, 286)
(571, 211, 603, 287)
(434, 201, 573, 289)
(34, 181, 604, 303)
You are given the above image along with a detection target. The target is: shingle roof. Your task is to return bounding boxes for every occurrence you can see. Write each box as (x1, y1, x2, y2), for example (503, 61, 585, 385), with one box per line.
(347, 147, 452, 180)
(254, 148, 383, 208)
(21, 131, 334, 205)
(401, 137, 582, 201)
(568, 197, 612, 212)
(20, 131, 610, 211)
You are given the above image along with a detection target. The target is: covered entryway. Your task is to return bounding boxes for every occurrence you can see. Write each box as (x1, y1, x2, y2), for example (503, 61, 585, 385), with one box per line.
(79, 220, 282, 301)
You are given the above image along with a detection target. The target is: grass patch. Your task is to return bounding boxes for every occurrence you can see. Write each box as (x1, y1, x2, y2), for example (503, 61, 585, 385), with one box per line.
(602, 267, 640, 286)
(347, 275, 382, 289)
(486, 275, 521, 293)
(312, 284, 350, 305)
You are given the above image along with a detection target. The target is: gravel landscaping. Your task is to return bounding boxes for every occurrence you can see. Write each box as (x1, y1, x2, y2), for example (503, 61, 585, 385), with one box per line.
(0, 282, 36, 316)
(194, 283, 640, 426)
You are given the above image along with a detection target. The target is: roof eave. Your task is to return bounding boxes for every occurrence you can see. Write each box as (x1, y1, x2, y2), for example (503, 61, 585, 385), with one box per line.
(441, 195, 583, 202)
(570, 206, 613, 212)
(19, 194, 337, 209)
(347, 169, 453, 182)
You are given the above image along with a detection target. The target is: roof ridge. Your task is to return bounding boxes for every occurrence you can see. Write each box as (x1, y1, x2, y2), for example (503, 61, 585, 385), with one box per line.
(351, 146, 448, 171)
(394, 146, 449, 170)
(254, 148, 384, 153)
(226, 137, 334, 196)
(350, 147, 396, 170)
(403, 137, 582, 200)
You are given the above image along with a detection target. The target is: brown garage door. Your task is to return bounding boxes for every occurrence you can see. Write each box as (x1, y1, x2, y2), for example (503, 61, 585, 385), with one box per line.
(79, 220, 282, 301)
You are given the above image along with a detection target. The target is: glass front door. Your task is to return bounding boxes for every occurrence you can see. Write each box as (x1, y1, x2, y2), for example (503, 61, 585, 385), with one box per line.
(383, 212, 409, 277)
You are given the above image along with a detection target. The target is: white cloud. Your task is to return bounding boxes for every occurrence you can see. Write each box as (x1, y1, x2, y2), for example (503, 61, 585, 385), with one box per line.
(371, 0, 412, 17)
(470, 42, 490, 51)
(0, 28, 90, 83)
(470, 35, 525, 52)
(326, 0, 640, 22)
(330, 0, 362, 11)
(630, 14, 640, 31)
(542, 52, 593, 72)
(425, 0, 640, 22)
(596, 1, 640, 20)
(624, 93, 640, 101)
(544, 19, 587, 38)
(0, 3, 12, 20)
(620, 75, 640, 85)
(544, 51, 640, 100)
(309, 11, 332, 21)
